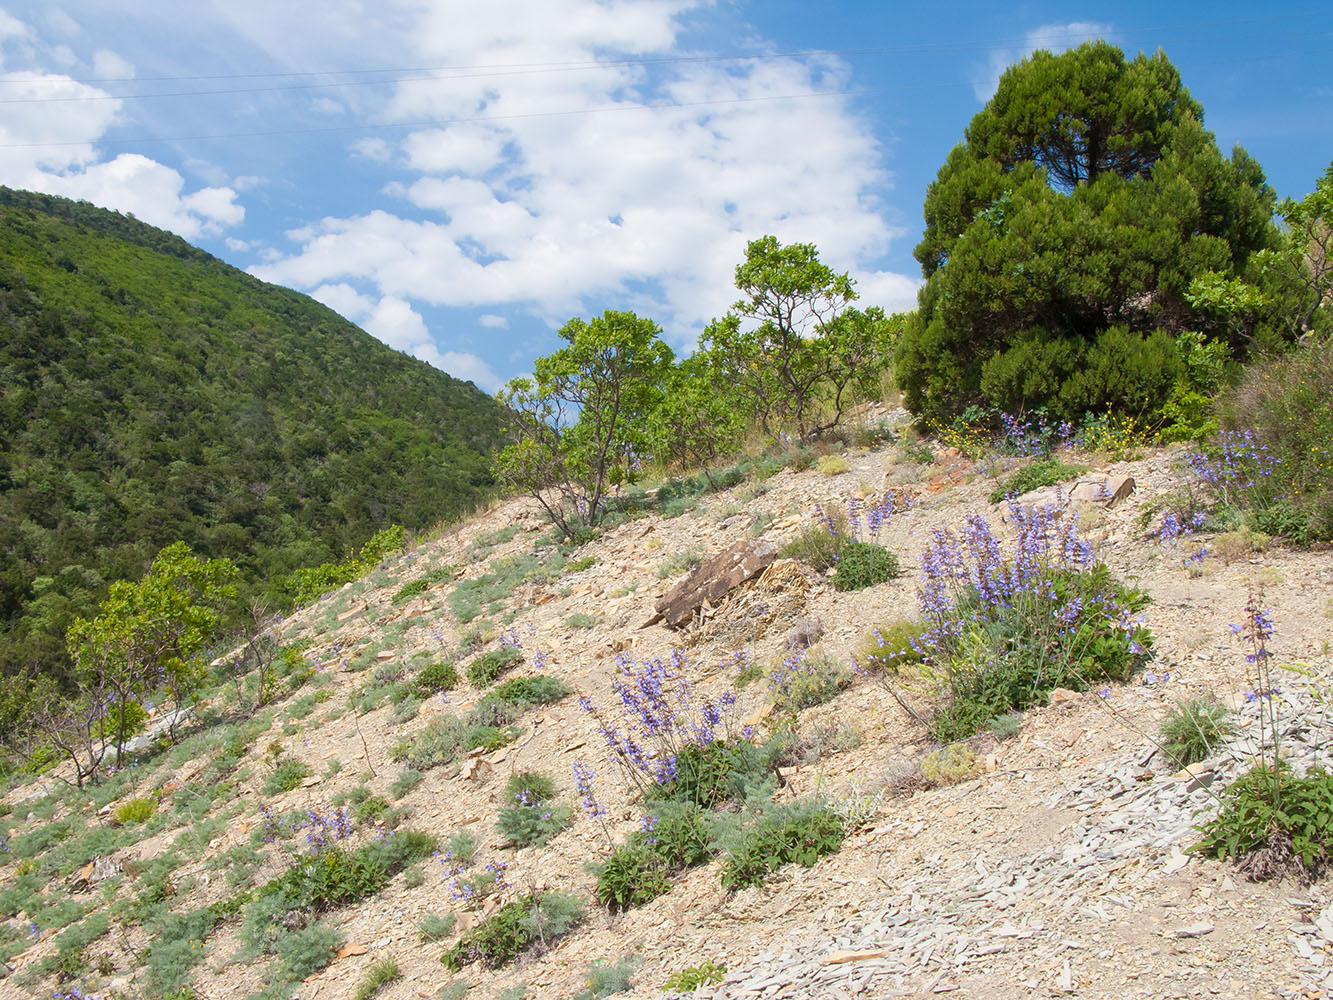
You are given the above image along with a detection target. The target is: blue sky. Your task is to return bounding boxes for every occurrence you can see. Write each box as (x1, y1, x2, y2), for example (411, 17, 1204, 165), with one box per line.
(1, 2, 1328, 393)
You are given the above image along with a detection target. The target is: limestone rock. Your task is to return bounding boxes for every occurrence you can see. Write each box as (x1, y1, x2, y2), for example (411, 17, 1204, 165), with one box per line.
(649, 540, 777, 628)
(1069, 474, 1135, 507)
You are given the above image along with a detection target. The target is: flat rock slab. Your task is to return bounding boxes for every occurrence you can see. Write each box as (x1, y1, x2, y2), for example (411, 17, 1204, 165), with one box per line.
(651, 540, 777, 628)
(1069, 474, 1135, 507)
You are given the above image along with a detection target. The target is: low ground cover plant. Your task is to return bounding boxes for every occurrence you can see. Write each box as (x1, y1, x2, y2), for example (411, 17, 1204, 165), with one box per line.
(1160, 697, 1235, 767)
(467, 646, 523, 688)
(497, 772, 572, 847)
(442, 890, 584, 971)
(987, 458, 1088, 503)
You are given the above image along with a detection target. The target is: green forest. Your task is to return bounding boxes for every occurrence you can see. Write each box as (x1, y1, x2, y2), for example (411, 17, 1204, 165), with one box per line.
(0, 188, 506, 686)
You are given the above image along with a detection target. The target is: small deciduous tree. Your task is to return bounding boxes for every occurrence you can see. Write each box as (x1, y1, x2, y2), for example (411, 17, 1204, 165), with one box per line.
(494, 311, 672, 539)
(703, 236, 894, 443)
(55, 541, 237, 784)
(1253, 161, 1333, 342)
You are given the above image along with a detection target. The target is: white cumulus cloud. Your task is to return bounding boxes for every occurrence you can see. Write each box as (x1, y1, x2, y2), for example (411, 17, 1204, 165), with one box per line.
(253, 0, 912, 350)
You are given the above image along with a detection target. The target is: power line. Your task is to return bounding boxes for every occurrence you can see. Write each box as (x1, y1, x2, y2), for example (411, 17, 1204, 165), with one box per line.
(0, 9, 1324, 100)
(5, 39, 1329, 153)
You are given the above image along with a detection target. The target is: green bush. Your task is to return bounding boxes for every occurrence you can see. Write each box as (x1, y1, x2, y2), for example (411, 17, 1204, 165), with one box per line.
(390, 716, 519, 771)
(655, 547, 705, 579)
(1160, 697, 1235, 767)
(466, 646, 523, 688)
(594, 801, 711, 911)
(565, 556, 597, 573)
(355, 957, 402, 1000)
(262, 758, 311, 795)
(392, 579, 430, 604)
(1195, 763, 1333, 882)
(574, 955, 641, 999)
(719, 801, 845, 890)
(489, 675, 571, 707)
(1219, 342, 1333, 541)
(496, 772, 572, 847)
(652, 740, 775, 809)
(442, 891, 584, 971)
(352, 794, 391, 824)
(855, 621, 928, 673)
(115, 796, 156, 824)
(927, 564, 1152, 742)
(768, 652, 854, 714)
(412, 660, 460, 699)
(988, 459, 1088, 503)
(565, 612, 598, 628)
(831, 541, 899, 591)
(663, 961, 726, 992)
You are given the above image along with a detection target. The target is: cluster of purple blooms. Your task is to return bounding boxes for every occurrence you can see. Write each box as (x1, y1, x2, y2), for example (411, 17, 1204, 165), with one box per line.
(512, 786, 554, 822)
(498, 624, 539, 649)
(302, 808, 353, 853)
(53, 988, 96, 1000)
(439, 854, 509, 903)
(1187, 430, 1280, 503)
(1158, 510, 1209, 567)
(579, 650, 739, 795)
(572, 761, 605, 818)
(889, 496, 1144, 666)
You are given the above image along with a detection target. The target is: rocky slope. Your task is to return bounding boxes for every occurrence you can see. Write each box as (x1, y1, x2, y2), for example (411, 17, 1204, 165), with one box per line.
(3, 421, 1332, 1000)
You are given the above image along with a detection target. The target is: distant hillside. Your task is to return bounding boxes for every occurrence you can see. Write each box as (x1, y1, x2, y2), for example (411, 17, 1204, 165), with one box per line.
(0, 187, 507, 683)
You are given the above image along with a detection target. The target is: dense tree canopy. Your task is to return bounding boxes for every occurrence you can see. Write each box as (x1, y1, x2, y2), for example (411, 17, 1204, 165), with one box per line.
(898, 42, 1278, 422)
(0, 188, 506, 687)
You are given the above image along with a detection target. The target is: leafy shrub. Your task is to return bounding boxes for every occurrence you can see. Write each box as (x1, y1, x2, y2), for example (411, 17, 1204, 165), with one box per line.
(895, 439, 934, 465)
(262, 758, 311, 795)
(489, 675, 571, 707)
(816, 454, 850, 476)
(663, 961, 726, 992)
(442, 891, 584, 971)
(653, 739, 775, 809)
(390, 716, 519, 771)
(497, 772, 572, 847)
(286, 525, 406, 605)
(1218, 342, 1333, 541)
(856, 621, 928, 673)
(1160, 697, 1235, 767)
(921, 744, 979, 786)
(574, 955, 641, 999)
(115, 796, 156, 824)
(565, 556, 597, 573)
(355, 957, 402, 1000)
(353, 795, 391, 825)
(595, 842, 673, 911)
(1195, 763, 1333, 882)
(915, 502, 1152, 741)
(832, 541, 899, 591)
(988, 458, 1088, 503)
(768, 651, 854, 715)
(393, 578, 430, 604)
(565, 612, 598, 628)
(594, 801, 711, 911)
(466, 646, 523, 688)
(406, 661, 459, 701)
(719, 801, 845, 890)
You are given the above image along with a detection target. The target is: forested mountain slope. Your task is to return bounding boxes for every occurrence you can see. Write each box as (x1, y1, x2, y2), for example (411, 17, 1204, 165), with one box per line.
(0, 187, 506, 683)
